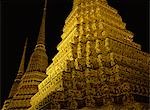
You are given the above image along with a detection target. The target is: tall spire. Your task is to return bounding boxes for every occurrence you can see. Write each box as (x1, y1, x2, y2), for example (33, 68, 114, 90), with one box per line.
(2, 1, 48, 110)
(2, 38, 28, 110)
(9, 38, 28, 97)
(36, 0, 47, 45)
(26, 0, 48, 72)
(6, 1, 49, 109)
(17, 38, 28, 74)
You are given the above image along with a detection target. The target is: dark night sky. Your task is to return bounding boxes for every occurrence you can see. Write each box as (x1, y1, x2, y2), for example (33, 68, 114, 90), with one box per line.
(1, 0, 149, 108)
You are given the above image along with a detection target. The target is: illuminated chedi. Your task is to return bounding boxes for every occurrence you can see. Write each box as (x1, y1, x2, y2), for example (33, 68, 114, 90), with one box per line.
(2, 38, 28, 110)
(29, 0, 149, 109)
(3, 0, 149, 109)
(2, 0, 48, 109)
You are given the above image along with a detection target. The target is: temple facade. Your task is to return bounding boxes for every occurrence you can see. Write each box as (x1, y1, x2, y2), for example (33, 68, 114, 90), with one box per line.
(29, 0, 149, 110)
(3, 0, 149, 110)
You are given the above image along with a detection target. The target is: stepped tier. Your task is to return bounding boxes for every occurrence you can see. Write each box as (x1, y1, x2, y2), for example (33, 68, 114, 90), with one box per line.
(29, 0, 149, 109)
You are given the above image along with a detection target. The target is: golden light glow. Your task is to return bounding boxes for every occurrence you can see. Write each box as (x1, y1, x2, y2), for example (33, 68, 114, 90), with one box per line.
(2, 0, 149, 110)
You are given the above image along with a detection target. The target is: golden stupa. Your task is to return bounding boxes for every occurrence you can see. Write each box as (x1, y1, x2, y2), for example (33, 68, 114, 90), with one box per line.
(2, 0, 149, 109)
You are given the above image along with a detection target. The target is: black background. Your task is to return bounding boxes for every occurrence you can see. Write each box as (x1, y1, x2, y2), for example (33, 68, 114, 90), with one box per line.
(1, 0, 149, 108)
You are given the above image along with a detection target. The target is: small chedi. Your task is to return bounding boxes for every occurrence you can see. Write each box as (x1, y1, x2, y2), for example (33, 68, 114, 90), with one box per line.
(3, 0, 150, 110)
(2, 0, 48, 109)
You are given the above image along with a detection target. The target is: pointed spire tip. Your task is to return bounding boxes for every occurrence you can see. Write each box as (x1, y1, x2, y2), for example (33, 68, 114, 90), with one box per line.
(18, 37, 28, 74)
(44, 0, 47, 10)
